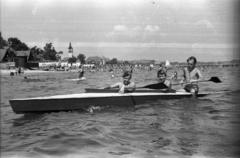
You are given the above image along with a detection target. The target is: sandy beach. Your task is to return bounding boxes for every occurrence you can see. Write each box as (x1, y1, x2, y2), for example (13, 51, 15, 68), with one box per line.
(0, 69, 77, 75)
(1, 69, 51, 74)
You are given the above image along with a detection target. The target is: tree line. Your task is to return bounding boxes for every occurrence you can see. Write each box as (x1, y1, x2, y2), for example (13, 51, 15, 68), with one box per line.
(0, 32, 87, 63)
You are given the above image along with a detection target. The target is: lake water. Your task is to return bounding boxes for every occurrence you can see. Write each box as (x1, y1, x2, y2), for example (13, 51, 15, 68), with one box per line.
(1, 66, 240, 158)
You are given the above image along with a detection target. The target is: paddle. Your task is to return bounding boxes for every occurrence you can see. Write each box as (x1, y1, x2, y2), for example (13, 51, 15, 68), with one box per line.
(172, 77, 221, 85)
(138, 82, 169, 89)
(196, 77, 221, 83)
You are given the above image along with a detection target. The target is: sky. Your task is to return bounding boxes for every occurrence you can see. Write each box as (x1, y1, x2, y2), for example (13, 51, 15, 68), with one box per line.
(1, 0, 239, 62)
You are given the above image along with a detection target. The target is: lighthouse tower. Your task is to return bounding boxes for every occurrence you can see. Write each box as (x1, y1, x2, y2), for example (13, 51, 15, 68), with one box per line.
(68, 43, 73, 58)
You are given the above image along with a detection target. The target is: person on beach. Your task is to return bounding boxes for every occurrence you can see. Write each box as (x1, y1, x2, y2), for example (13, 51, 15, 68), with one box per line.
(21, 67, 24, 74)
(157, 70, 172, 92)
(7, 64, 10, 71)
(18, 67, 22, 75)
(15, 67, 18, 75)
(103, 71, 136, 94)
(180, 56, 203, 96)
(170, 71, 178, 79)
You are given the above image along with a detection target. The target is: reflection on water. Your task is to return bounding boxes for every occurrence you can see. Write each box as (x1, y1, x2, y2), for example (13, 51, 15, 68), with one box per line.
(1, 67, 240, 158)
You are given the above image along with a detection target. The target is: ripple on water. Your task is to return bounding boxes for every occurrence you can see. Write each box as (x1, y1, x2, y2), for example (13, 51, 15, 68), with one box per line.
(1, 67, 240, 157)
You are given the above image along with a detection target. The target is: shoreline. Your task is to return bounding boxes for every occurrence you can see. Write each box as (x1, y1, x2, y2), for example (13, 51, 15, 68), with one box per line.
(0, 69, 66, 75)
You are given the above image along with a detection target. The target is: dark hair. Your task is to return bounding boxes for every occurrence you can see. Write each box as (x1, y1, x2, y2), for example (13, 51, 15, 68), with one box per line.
(157, 70, 166, 77)
(159, 63, 164, 67)
(122, 71, 132, 78)
(187, 56, 197, 64)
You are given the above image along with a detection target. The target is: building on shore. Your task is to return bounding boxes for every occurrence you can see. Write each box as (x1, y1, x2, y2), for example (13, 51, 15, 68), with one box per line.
(0, 46, 34, 68)
(85, 56, 109, 66)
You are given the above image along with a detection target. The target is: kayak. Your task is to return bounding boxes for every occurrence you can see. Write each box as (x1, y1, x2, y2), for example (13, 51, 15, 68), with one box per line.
(85, 88, 178, 93)
(9, 88, 209, 114)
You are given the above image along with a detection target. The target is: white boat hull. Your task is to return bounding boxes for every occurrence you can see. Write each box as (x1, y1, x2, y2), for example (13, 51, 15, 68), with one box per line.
(9, 92, 209, 114)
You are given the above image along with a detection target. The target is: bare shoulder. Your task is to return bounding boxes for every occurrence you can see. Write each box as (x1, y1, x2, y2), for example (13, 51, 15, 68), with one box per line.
(111, 82, 121, 87)
(116, 82, 122, 85)
(183, 67, 188, 71)
(129, 82, 136, 87)
(194, 67, 202, 73)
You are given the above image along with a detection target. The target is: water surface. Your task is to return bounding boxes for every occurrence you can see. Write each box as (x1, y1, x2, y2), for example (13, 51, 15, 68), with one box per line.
(1, 66, 240, 158)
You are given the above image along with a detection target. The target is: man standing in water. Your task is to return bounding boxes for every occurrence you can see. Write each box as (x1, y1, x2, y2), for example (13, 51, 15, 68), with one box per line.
(180, 56, 203, 96)
(75, 65, 85, 79)
(103, 71, 136, 94)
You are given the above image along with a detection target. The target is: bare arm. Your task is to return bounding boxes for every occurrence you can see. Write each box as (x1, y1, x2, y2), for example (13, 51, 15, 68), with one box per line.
(184, 68, 191, 83)
(159, 80, 172, 92)
(103, 82, 121, 89)
(118, 82, 136, 94)
(168, 81, 172, 90)
(180, 68, 187, 84)
(124, 82, 136, 91)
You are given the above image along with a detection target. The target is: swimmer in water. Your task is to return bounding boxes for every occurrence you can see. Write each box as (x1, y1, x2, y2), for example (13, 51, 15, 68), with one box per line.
(170, 71, 178, 79)
(109, 69, 115, 78)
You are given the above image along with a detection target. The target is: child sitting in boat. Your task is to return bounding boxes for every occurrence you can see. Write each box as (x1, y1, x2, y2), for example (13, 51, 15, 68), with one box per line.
(157, 70, 172, 92)
(103, 71, 136, 94)
(157, 63, 167, 77)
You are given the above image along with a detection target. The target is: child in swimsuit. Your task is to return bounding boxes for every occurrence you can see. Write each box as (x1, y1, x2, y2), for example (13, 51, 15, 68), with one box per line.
(103, 71, 136, 94)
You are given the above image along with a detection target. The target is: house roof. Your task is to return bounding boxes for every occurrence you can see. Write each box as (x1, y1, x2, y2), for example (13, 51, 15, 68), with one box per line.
(16, 51, 31, 60)
(61, 57, 69, 62)
(0, 49, 7, 61)
(138, 60, 154, 64)
(154, 61, 162, 64)
(86, 56, 103, 61)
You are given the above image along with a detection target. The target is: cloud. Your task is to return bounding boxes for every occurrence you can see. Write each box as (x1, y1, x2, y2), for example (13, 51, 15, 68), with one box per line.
(194, 19, 218, 34)
(105, 25, 128, 38)
(142, 25, 163, 42)
(106, 25, 143, 40)
(114, 25, 128, 31)
(132, 26, 142, 32)
(144, 25, 159, 33)
(106, 25, 165, 42)
(32, 4, 39, 15)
